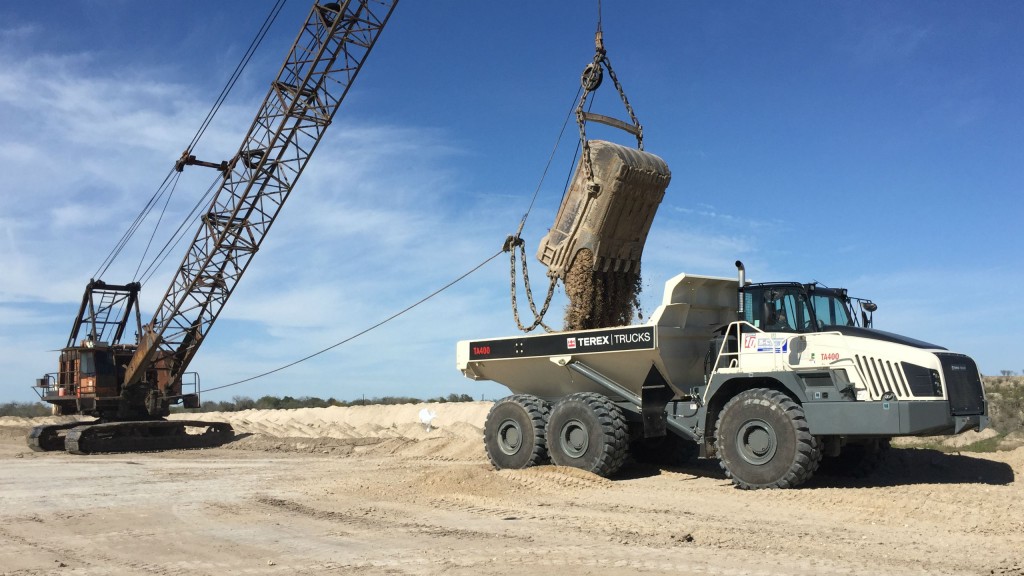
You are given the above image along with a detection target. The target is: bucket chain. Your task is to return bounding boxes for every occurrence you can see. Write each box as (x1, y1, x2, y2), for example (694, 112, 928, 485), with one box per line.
(576, 34, 644, 189)
(506, 236, 557, 333)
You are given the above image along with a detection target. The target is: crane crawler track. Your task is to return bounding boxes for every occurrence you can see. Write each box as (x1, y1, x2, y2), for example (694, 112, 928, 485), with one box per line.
(27, 421, 93, 452)
(61, 420, 233, 455)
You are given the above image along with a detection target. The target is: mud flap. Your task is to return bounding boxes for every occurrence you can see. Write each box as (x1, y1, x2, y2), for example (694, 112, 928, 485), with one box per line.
(641, 365, 673, 439)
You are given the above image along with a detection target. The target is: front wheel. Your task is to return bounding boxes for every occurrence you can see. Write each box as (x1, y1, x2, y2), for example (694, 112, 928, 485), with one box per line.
(715, 388, 820, 489)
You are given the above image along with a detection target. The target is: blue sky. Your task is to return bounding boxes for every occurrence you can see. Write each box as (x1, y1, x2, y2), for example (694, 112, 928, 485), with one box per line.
(1, 1, 1021, 404)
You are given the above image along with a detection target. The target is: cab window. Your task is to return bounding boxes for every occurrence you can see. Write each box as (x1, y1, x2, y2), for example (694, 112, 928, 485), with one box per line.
(79, 351, 96, 375)
(809, 293, 853, 327)
(743, 287, 806, 332)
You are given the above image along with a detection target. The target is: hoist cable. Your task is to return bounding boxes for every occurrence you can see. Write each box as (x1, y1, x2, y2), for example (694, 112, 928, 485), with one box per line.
(201, 249, 504, 393)
(512, 85, 583, 238)
(505, 85, 584, 333)
(186, 0, 287, 153)
(133, 171, 181, 281)
(137, 175, 221, 286)
(93, 169, 177, 279)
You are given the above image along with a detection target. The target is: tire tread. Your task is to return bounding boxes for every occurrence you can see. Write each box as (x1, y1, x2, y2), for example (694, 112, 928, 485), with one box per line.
(547, 392, 628, 477)
(484, 394, 550, 470)
(715, 388, 821, 490)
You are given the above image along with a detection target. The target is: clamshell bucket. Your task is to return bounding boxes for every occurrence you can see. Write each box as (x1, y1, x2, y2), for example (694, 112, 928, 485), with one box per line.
(536, 140, 671, 279)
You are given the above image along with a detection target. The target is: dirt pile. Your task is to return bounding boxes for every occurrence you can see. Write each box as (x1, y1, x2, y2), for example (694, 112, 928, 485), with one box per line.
(168, 402, 492, 460)
(563, 249, 643, 330)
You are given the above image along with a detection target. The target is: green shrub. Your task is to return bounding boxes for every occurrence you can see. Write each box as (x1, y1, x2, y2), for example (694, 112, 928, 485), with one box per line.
(0, 401, 52, 417)
(984, 376, 1024, 434)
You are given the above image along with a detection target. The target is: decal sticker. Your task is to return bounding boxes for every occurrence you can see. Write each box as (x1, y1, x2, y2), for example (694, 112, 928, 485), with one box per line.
(468, 326, 655, 361)
(755, 337, 788, 353)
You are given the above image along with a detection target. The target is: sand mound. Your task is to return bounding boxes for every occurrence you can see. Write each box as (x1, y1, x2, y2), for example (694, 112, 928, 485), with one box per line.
(0, 403, 493, 461)
(170, 401, 489, 436)
(169, 402, 492, 460)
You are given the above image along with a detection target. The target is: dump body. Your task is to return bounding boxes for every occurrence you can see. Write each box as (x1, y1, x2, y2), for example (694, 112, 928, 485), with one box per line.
(457, 273, 738, 400)
(536, 140, 671, 279)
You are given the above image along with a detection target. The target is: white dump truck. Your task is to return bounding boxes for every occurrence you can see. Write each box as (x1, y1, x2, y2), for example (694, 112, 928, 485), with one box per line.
(457, 261, 988, 489)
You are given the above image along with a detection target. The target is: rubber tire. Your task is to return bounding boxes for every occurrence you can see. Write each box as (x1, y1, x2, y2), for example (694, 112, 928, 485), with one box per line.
(820, 437, 891, 478)
(484, 395, 550, 470)
(715, 388, 821, 489)
(546, 392, 628, 477)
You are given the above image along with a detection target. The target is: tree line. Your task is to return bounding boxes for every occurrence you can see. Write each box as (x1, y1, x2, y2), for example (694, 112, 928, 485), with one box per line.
(0, 393, 478, 418)
(181, 393, 478, 413)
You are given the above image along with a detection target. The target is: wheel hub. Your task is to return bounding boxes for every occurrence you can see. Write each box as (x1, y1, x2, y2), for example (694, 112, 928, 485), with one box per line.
(497, 418, 523, 455)
(559, 419, 589, 458)
(736, 419, 777, 465)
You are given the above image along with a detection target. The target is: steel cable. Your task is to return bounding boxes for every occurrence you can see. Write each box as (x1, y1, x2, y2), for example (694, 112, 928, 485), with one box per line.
(201, 249, 504, 393)
(93, 0, 286, 281)
(137, 175, 221, 286)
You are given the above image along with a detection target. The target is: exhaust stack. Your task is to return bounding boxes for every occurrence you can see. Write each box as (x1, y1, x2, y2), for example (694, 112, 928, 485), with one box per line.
(735, 260, 746, 316)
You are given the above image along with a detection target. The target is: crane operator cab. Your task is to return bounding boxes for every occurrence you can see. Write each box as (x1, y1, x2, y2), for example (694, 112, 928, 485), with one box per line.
(740, 282, 873, 333)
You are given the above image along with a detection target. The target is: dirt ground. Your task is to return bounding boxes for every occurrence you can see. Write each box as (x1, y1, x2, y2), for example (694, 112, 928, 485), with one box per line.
(1, 403, 1023, 576)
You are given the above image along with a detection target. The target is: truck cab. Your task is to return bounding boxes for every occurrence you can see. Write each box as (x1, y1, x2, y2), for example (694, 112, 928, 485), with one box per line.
(740, 282, 870, 333)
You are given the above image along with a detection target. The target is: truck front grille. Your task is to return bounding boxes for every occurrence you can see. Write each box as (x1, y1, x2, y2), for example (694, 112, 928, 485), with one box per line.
(937, 353, 986, 416)
(854, 353, 986, 413)
(855, 354, 911, 399)
(855, 355, 944, 400)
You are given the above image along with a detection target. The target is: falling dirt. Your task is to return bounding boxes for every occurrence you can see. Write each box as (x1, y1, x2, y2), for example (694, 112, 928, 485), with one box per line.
(563, 249, 643, 331)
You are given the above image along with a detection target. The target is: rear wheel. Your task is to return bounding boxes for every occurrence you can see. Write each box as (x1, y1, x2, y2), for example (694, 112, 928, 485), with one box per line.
(546, 392, 628, 477)
(483, 395, 550, 470)
(715, 388, 820, 489)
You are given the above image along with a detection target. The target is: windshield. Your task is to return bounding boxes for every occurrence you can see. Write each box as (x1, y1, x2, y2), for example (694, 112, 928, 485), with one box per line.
(808, 292, 854, 327)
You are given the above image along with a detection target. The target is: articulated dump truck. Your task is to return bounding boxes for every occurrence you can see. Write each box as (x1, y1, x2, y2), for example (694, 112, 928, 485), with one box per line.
(457, 262, 988, 489)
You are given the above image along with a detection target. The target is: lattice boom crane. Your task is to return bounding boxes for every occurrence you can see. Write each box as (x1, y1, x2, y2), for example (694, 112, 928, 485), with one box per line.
(29, 0, 398, 454)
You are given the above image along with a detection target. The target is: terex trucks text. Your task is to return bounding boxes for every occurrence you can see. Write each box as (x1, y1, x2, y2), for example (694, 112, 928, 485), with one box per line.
(457, 261, 988, 489)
